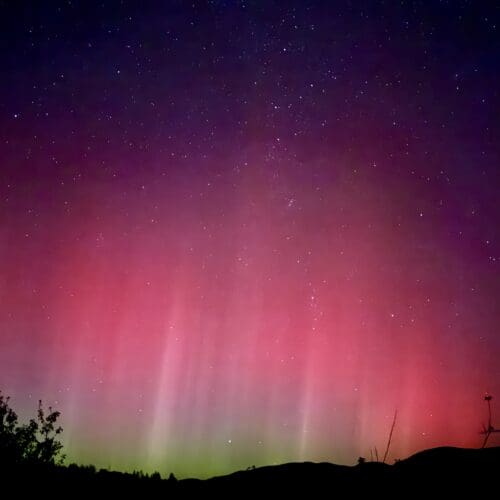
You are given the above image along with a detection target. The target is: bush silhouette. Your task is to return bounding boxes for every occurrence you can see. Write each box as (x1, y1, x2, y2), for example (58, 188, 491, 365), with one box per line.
(0, 392, 64, 467)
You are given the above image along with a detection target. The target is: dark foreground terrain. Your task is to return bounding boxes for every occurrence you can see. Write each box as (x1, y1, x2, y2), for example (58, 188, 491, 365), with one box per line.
(4, 446, 499, 496)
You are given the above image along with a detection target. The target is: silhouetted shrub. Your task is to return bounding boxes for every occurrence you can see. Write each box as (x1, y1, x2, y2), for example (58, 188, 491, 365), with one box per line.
(0, 392, 64, 467)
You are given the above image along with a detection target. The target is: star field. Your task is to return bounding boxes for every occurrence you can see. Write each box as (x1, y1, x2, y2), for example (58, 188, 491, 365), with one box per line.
(0, 1, 499, 478)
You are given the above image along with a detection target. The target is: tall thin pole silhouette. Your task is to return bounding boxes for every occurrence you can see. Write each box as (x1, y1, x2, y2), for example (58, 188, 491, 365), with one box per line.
(382, 410, 398, 464)
(481, 394, 499, 448)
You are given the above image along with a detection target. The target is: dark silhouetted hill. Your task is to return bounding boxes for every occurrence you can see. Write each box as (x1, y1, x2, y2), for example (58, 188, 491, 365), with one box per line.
(6, 446, 498, 496)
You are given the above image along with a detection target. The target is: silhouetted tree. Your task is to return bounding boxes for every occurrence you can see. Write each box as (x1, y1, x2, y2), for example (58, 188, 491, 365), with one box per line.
(479, 394, 500, 448)
(0, 392, 19, 464)
(0, 392, 64, 467)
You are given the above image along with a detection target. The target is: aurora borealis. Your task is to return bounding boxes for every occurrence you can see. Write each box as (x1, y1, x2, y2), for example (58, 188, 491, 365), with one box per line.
(0, 1, 499, 478)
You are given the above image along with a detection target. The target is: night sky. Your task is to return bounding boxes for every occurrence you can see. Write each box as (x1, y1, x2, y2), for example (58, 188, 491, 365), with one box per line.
(0, 0, 499, 478)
